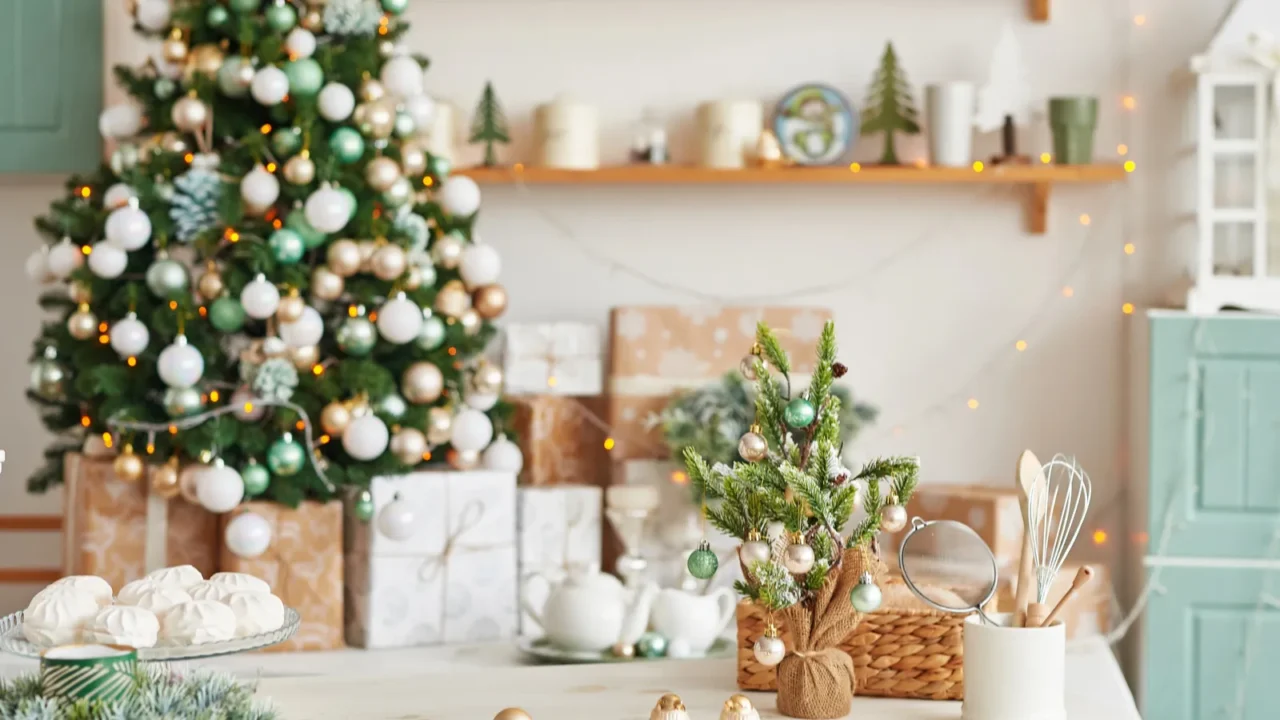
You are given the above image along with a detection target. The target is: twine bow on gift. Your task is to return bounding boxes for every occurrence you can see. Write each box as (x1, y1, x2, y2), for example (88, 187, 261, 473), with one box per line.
(418, 499, 495, 583)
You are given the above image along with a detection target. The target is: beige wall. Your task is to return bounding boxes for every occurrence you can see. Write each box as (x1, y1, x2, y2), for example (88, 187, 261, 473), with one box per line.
(0, 0, 1226, 617)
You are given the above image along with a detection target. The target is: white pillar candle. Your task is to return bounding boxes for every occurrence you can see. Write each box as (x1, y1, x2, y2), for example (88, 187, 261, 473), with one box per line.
(697, 100, 764, 169)
(926, 82, 977, 168)
(423, 102, 457, 164)
(535, 96, 600, 169)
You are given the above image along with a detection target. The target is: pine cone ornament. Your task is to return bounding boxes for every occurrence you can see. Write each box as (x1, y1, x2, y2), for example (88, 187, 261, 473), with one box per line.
(170, 166, 222, 243)
(324, 0, 382, 35)
(394, 211, 431, 251)
(243, 357, 299, 403)
(831, 362, 848, 378)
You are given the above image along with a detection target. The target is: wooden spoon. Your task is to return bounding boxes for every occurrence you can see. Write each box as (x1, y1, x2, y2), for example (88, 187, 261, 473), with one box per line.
(1040, 565, 1096, 629)
(1012, 450, 1042, 627)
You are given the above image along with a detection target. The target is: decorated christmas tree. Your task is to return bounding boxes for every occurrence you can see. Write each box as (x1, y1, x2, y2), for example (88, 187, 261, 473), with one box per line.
(860, 42, 921, 166)
(683, 321, 918, 719)
(24, 0, 517, 517)
(469, 81, 509, 167)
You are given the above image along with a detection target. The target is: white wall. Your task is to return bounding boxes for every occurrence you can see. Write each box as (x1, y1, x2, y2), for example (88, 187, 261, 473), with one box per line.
(0, 0, 1230, 618)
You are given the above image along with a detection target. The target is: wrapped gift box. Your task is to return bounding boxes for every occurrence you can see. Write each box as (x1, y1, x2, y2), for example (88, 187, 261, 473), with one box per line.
(63, 453, 218, 592)
(995, 561, 1112, 639)
(607, 306, 832, 462)
(220, 500, 344, 652)
(505, 322, 603, 396)
(511, 395, 609, 486)
(884, 484, 1025, 566)
(345, 470, 519, 649)
(516, 485, 602, 634)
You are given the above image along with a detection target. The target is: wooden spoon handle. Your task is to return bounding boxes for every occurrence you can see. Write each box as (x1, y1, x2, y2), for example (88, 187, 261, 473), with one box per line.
(1041, 566, 1096, 629)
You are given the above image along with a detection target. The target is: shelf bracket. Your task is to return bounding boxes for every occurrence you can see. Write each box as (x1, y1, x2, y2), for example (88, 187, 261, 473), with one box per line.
(1030, 0, 1049, 22)
(1027, 182, 1050, 234)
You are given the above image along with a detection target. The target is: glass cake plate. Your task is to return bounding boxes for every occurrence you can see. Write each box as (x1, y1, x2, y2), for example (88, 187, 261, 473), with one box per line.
(0, 608, 300, 661)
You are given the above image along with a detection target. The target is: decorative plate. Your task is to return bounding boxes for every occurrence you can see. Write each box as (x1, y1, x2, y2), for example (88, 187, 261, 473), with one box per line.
(517, 636, 734, 665)
(0, 608, 300, 661)
(773, 84, 858, 166)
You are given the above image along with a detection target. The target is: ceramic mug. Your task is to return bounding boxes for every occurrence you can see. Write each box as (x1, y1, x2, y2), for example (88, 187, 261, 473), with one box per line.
(648, 587, 737, 657)
(962, 613, 1066, 720)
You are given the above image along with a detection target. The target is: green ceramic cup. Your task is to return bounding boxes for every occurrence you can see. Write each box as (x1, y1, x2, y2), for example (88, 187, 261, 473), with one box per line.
(1049, 97, 1099, 165)
(41, 644, 138, 704)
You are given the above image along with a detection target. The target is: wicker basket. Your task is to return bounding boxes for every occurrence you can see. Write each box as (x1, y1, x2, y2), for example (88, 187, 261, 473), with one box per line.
(736, 578, 966, 701)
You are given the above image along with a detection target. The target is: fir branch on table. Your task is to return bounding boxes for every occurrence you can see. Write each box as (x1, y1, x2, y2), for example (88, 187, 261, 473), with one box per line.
(0, 666, 275, 720)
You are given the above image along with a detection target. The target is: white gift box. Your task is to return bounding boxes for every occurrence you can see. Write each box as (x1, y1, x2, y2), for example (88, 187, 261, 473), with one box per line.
(345, 470, 519, 649)
(516, 485, 602, 634)
(504, 322, 603, 396)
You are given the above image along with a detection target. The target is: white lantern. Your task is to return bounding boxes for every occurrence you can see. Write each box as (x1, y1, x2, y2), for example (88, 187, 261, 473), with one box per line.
(240, 274, 281, 319)
(436, 175, 481, 217)
(251, 66, 290, 106)
(225, 511, 272, 559)
(105, 205, 152, 251)
(46, 239, 85, 278)
(158, 335, 204, 388)
(376, 293, 422, 344)
(379, 55, 423, 98)
(279, 306, 324, 347)
(318, 83, 356, 122)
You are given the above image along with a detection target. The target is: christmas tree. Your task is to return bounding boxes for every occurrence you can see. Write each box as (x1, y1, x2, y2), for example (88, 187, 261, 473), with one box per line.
(468, 81, 510, 167)
(860, 42, 921, 166)
(24, 0, 516, 515)
(683, 321, 918, 718)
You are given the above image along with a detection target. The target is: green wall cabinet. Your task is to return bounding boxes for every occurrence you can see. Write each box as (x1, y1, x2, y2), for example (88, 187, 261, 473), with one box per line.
(0, 0, 103, 173)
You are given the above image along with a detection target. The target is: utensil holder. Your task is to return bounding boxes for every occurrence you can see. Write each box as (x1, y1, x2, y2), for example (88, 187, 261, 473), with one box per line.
(962, 613, 1065, 720)
(1048, 96, 1098, 165)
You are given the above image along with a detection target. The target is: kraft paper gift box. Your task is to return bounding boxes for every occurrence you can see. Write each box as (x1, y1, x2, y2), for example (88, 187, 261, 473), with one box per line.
(220, 500, 345, 652)
(511, 395, 610, 486)
(607, 306, 833, 462)
(884, 484, 1025, 566)
(505, 322, 603, 396)
(345, 470, 519, 648)
(995, 561, 1112, 639)
(516, 485, 602, 634)
(63, 453, 218, 592)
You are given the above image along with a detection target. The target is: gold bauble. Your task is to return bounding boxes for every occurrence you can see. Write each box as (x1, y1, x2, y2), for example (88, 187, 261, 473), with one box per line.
(458, 309, 482, 336)
(197, 267, 225, 301)
(447, 448, 481, 471)
(187, 43, 225, 79)
(68, 304, 98, 341)
(370, 243, 407, 281)
(311, 265, 345, 300)
(113, 445, 144, 483)
(472, 284, 508, 320)
(321, 401, 353, 435)
(301, 8, 323, 30)
(357, 240, 378, 272)
(390, 427, 428, 465)
(162, 29, 188, 64)
(360, 78, 387, 103)
(434, 279, 471, 318)
(402, 362, 445, 404)
(471, 361, 504, 395)
(69, 282, 91, 304)
(277, 291, 306, 323)
(425, 406, 453, 445)
(288, 344, 320, 370)
(654, 694, 686, 711)
(430, 234, 464, 269)
(171, 94, 209, 133)
(327, 239, 362, 277)
(400, 141, 428, 177)
(365, 155, 401, 192)
(283, 153, 316, 185)
(151, 460, 181, 499)
(362, 99, 397, 139)
(492, 710, 533, 720)
(723, 694, 756, 713)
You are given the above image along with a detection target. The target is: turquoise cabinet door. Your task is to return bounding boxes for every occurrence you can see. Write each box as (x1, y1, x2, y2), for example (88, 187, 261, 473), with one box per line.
(0, 0, 103, 173)
(1144, 566, 1280, 719)
(1149, 315, 1280, 558)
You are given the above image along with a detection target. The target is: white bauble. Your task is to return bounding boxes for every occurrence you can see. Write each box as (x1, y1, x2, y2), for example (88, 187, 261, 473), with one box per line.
(304, 185, 351, 233)
(343, 414, 389, 461)
(105, 205, 152, 250)
(25, 248, 53, 283)
(46, 238, 85, 278)
(87, 242, 128, 279)
(104, 183, 136, 209)
(458, 243, 501, 287)
(437, 175, 481, 217)
(482, 434, 524, 473)
(450, 408, 494, 452)
(279, 305, 324, 347)
(240, 274, 281, 320)
(285, 27, 316, 58)
(250, 65, 290, 105)
(240, 164, 281, 212)
(225, 511, 273, 559)
(466, 392, 499, 411)
(196, 461, 245, 513)
(231, 386, 266, 421)
(379, 55, 423, 98)
(135, 0, 172, 31)
(110, 312, 150, 357)
(317, 83, 355, 121)
(98, 103, 143, 139)
(377, 495, 416, 541)
(157, 336, 204, 388)
(402, 94, 435, 129)
(375, 293, 422, 344)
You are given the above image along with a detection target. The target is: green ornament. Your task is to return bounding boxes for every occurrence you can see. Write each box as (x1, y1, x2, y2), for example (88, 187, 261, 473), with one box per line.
(394, 112, 416, 139)
(209, 296, 246, 332)
(154, 77, 176, 100)
(686, 539, 719, 580)
(266, 434, 306, 476)
(265, 0, 297, 31)
(416, 314, 446, 350)
(428, 153, 452, 181)
(784, 397, 816, 428)
(284, 58, 323, 97)
(164, 387, 205, 417)
(146, 258, 190, 298)
(206, 4, 231, 27)
(29, 348, 67, 401)
(271, 126, 303, 157)
(329, 127, 365, 164)
(849, 571, 883, 613)
(217, 56, 253, 98)
(635, 632, 668, 658)
(286, 209, 327, 249)
(336, 316, 377, 356)
(353, 490, 375, 522)
(269, 228, 306, 264)
(379, 393, 407, 420)
(381, 0, 409, 15)
(241, 460, 271, 496)
(229, 0, 259, 13)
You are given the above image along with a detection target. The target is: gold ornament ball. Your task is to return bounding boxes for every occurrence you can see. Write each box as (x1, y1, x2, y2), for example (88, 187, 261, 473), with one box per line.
(471, 362, 504, 395)
(187, 44, 225, 79)
(655, 694, 686, 712)
(370, 244, 408, 281)
(473, 284, 508, 320)
(161, 30, 188, 64)
(301, 8, 323, 30)
(171, 95, 209, 133)
(610, 641, 635, 658)
(289, 344, 320, 370)
(357, 240, 379, 273)
(311, 266, 345, 300)
(724, 694, 756, 713)
(492, 710, 532, 720)
(151, 462, 181, 499)
(197, 268, 225, 301)
(321, 401, 353, 435)
(113, 448, 144, 484)
(447, 447, 481, 470)
(402, 362, 444, 404)
(365, 156, 401, 192)
(431, 235, 464, 269)
(69, 283, 92, 304)
(67, 307, 99, 341)
(283, 154, 316, 185)
(277, 293, 306, 323)
(459, 308, 482, 336)
(425, 406, 453, 445)
(880, 503, 908, 533)
(400, 142, 428, 176)
(361, 99, 397, 139)
(738, 431, 768, 462)
(327, 239, 362, 277)
(390, 427, 428, 465)
(434, 280, 471, 318)
(360, 78, 387, 103)
(782, 540, 816, 575)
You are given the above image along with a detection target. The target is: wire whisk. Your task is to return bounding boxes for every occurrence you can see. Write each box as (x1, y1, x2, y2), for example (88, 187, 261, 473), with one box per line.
(1026, 454, 1092, 624)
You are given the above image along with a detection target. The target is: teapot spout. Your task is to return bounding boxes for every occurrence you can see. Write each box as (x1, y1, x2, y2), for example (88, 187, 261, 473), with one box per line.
(618, 582, 660, 646)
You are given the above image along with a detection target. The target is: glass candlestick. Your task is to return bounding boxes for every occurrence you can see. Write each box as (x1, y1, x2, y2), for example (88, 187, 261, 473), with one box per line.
(606, 485, 660, 589)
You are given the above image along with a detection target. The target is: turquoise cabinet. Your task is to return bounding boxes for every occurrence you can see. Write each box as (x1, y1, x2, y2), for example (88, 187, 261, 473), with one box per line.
(0, 0, 103, 173)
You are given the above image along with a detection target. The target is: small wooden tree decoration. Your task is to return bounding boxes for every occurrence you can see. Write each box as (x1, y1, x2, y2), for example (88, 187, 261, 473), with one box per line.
(975, 22, 1033, 164)
(469, 81, 510, 167)
(860, 42, 921, 166)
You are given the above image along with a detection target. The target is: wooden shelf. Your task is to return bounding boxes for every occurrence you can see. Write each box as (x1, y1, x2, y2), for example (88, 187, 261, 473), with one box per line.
(458, 163, 1129, 234)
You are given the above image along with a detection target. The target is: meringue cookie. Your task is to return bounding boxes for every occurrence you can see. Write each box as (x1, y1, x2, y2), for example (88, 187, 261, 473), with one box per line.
(46, 576, 113, 607)
(88, 606, 159, 648)
(145, 565, 204, 589)
(224, 591, 285, 637)
(161, 601, 236, 645)
(130, 584, 192, 618)
(209, 572, 270, 594)
(23, 589, 99, 645)
(186, 581, 231, 603)
(117, 578, 161, 605)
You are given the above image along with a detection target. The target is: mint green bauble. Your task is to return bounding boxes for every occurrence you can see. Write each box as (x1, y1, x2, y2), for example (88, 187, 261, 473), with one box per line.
(217, 57, 254, 98)
(271, 126, 303, 157)
(266, 434, 306, 476)
(379, 393, 407, 421)
(686, 540, 719, 580)
(269, 228, 306, 264)
(207, 5, 231, 27)
(336, 316, 377, 356)
(381, 0, 409, 15)
(145, 259, 189, 298)
(209, 297, 246, 332)
(284, 58, 323, 97)
(337, 187, 358, 219)
(428, 154, 452, 181)
(286, 209, 327, 249)
(416, 314, 446, 350)
(229, 0, 259, 13)
(241, 460, 271, 496)
(353, 490, 375, 522)
(784, 397, 816, 428)
(265, 1, 297, 31)
(154, 77, 176, 100)
(329, 127, 365, 164)
(164, 386, 204, 417)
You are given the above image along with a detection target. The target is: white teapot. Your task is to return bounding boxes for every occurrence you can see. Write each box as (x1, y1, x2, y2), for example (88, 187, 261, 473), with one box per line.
(649, 587, 737, 657)
(522, 569, 657, 653)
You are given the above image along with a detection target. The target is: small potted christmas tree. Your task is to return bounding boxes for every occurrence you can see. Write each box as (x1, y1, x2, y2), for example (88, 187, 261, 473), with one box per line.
(683, 321, 917, 719)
